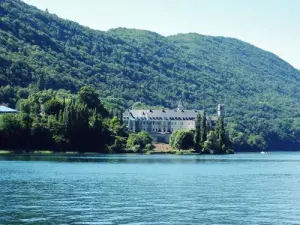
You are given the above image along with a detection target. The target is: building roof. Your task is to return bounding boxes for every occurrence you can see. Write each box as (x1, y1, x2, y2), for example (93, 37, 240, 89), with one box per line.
(0, 105, 18, 113)
(123, 109, 217, 121)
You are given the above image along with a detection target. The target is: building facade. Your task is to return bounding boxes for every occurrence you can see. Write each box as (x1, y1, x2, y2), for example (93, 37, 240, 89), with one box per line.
(123, 102, 223, 143)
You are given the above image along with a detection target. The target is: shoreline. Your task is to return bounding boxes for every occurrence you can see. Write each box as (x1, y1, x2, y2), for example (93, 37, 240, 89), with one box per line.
(3, 149, 282, 156)
(0, 150, 300, 156)
(2, 149, 300, 155)
(0, 149, 227, 155)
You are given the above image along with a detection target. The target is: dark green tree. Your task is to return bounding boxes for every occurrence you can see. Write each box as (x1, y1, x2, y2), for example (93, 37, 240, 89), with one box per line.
(0, 87, 129, 153)
(44, 98, 63, 115)
(201, 111, 207, 144)
(37, 74, 46, 91)
(215, 117, 226, 153)
(194, 112, 201, 151)
(170, 130, 194, 150)
(78, 86, 100, 109)
(77, 86, 107, 117)
(126, 131, 153, 152)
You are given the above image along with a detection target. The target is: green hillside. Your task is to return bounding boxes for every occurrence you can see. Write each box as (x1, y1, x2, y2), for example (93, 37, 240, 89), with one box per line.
(1, 0, 300, 150)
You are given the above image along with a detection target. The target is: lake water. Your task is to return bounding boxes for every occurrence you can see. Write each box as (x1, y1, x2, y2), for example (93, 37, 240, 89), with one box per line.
(1, 153, 300, 224)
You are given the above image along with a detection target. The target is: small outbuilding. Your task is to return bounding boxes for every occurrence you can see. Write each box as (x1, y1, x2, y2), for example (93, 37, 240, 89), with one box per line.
(0, 105, 19, 114)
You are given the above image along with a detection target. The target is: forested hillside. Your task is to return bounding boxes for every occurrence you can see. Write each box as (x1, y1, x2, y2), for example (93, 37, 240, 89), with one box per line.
(1, 0, 300, 150)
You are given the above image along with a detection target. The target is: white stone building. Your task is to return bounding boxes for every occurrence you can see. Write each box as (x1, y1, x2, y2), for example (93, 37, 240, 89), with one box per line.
(123, 101, 223, 143)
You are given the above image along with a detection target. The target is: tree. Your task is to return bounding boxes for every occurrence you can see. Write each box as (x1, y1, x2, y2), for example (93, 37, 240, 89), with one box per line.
(170, 130, 180, 149)
(247, 134, 267, 150)
(214, 117, 227, 153)
(44, 98, 63, 115)
(126, 131, 153, 152)
(194, 113, 201, 151)
(63, 103, 90, 152)
(0, 114, 22, 132)
(203, 131, 217, 154)
(46, 115, 66, 150)
(170, 130, 194, 150)
(30, 116, 53, 150)
(77, 86, 107, 117)
(0, 87, 129, 153)
(109, 136, 127, 153)
(0, 114, 28, 150)
(137, 131, 153, 149)
(201, 111, 207, 143)
(109, 116, 127, 137)
(88, 112, 113, 152)
(78, 86, 99, 109)
(37, 74, 46, 91)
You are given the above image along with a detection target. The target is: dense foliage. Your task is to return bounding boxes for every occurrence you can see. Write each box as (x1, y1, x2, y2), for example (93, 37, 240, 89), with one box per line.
(170, 130, 195, 150)
(126, 131, 153, 153)
(1, 0, 300, 150)
(170, 113, 233, 154)
(0, 86, 128, 152)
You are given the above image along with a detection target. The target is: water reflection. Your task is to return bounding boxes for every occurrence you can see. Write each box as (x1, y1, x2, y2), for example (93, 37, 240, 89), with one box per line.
(1, 152, 300, 164)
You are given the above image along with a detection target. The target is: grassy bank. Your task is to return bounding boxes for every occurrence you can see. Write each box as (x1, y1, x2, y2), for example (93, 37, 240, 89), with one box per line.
(146, 150, 195, 155)
(146, 143, 196, 155)
(0, 150, 12, 154)
(0, 150, 83, 155)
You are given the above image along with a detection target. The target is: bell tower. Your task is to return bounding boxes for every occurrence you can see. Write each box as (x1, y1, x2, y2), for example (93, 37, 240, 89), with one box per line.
(218, 104, 225, 117)
(177, 99, 185, 111)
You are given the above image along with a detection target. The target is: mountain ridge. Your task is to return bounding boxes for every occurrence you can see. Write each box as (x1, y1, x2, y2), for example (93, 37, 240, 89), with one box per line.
(1, 0, 300, 150)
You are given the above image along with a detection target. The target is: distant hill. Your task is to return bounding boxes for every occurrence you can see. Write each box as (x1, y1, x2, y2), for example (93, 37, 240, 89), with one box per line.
(1, 0, 300, 150)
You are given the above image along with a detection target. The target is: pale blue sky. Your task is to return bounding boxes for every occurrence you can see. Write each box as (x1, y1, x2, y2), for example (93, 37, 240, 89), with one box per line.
(22, 0, 300, 69)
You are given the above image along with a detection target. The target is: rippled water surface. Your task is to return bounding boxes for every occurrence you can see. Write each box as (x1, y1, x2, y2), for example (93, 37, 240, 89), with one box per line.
(1, 152, 300, 224)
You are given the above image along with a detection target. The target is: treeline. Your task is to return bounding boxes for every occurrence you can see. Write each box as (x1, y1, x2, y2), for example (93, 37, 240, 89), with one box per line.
(0, 86, 130, 152)
(170, 113, 233, 154)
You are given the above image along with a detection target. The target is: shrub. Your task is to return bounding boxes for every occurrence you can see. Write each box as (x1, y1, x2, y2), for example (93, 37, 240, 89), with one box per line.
(126, 131, 153, 152)
(170, 130, 194, 150)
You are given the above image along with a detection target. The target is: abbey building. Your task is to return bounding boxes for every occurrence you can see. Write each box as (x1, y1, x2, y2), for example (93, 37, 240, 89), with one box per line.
(123, 101, 224, 143)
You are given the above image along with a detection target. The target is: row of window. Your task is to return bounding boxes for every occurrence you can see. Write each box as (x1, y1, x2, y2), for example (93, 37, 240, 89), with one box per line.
(139, 117, 196, 120)
(125, 117, 197, 121)
(152, 128, 170, 132)
(140, 122, 195, 125)
(129, 127, 187, 132)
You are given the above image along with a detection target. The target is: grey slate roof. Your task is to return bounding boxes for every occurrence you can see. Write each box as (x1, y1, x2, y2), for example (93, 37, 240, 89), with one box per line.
(0, 105, 18, 113)
(123, 109, 217, 121)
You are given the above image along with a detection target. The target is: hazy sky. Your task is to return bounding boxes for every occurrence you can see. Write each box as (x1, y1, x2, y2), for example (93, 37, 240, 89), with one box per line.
(22, 0, 300, 69)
